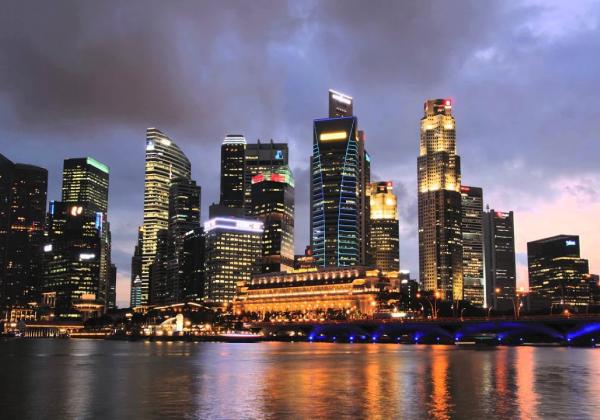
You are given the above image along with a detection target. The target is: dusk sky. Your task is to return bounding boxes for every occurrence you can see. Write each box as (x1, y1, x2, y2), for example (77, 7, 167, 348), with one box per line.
(2, 0, 599, 307)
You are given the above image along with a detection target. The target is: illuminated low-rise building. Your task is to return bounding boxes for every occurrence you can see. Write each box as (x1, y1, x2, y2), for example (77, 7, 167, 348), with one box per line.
(527, 235, 590, 308)
(234, 266, 397, 316)
(203, 217, 263, 304)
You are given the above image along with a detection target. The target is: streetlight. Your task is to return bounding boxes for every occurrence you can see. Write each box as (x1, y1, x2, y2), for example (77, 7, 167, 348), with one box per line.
(460, 307, 466, 322)
(417, 292, 437, 319)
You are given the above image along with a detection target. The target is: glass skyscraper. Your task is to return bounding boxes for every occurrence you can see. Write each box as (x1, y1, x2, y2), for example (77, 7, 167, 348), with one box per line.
(140, 128, 191, 305)
(44, 157, 109, 315)
(417, 99, 463, 301)
(220, 134, 246, 209)
(0, 155, 47, 308)
(461, 186, 484, 306)
(483, 209, 517, 310)
(311, 90, 369, 267)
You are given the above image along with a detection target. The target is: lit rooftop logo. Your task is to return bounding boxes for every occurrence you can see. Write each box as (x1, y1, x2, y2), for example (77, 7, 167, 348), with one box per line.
(330, 89, 352, 105)
(566, 240, 577, 246)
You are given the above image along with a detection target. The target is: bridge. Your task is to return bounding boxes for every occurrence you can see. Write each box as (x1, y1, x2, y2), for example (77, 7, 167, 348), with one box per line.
(251, 315, 600, 346)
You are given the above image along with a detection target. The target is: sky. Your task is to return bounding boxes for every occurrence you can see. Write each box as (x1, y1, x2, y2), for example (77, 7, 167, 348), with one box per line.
(2, 0, 600, 308)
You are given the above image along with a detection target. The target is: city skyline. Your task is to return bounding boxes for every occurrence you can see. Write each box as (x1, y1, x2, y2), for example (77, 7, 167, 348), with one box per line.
(2, 1, 600, 307)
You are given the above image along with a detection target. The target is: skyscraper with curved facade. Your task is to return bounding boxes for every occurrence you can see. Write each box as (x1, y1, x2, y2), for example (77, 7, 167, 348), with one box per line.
(310, 90, 369, 267)
(140, 128, 191, 304)
(417, 99, 463, 301)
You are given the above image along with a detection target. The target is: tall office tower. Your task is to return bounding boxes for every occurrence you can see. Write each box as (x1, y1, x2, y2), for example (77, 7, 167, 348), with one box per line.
(483, 209, 517, 310)
(181, 227, 205, 302)
(358, 131, 371, 267)
(417, 99, 463, 301)
(149, 229, 169, 305)
(0, 154, 13, 285)
(107, 263, 117, 310)
(527, 235, 590, 308)
(220, 134, 246, 208)
(369, 181, 399, 274)
(461, 186, 484, 306)
(1, 161, 47, 308)
(328, 89, 353, 117)
(311, 89, 369, 267)
(62, 158, 109, 213)
(164, 178, 201, 303)
(243, 140, 288, 214)
(130, 226, 143, 307)
(203, 217, 263, 304)
(44, 200, 103, 314)
(251, 167, 295, 273)
(60, 157, 111, 308)
(141, 128, 191, 304)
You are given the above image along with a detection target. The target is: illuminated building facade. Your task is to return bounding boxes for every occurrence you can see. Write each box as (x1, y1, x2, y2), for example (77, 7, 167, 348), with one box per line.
(203, 217, 263, 304)
(44, 200, 103, 313)
(369, 181, 399, 274)
(311, 90, 371, 268)
(417, 99, 462, 301)
(61, 157, 108, 213)
(0, 157, 47, 308)
(130, 226, 143, 307)
(220, 134, 246, 208)
(234, 266, 394, 316)
(251, 167, 294, 273)
(61, 157, 112, 310)
(140, 128, 191, 304)
(244, 140, 288, 214)
(527, 235, 590, 308)
(461, 186, 484, 306)
(483, 209, 516, 310)
(0, 154, 14, 282)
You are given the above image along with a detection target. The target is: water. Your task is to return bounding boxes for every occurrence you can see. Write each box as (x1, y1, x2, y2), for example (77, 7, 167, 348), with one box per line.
(0, 340, 599, 419)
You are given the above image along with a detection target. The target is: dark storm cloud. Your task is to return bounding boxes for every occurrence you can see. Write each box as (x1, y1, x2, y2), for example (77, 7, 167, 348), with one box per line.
(2, 0, 599, 305)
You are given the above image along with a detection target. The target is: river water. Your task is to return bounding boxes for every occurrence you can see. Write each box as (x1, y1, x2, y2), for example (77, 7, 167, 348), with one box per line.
(0, 339, 598, 419)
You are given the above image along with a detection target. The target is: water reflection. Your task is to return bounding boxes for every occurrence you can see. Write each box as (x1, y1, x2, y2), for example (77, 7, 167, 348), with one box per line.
(0, 340, 599, 419)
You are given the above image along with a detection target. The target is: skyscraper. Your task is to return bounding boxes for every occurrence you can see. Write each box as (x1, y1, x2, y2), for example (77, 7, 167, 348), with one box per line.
(164, 178, 201, 303)
(243, 140, 288, 214)
(130, 227, 143, 308)
(461, 186, 484, 306)
(203, 217, 263, 304)
(0, 154, 14, 284)
(62, 157, 109, 213)
(181, 227, 205, 302)
(483, 209, 516, 310)
(417, 98, 462, 301)
(1, 159, 47, 308)
(369, 181, 399, 274)
(61, 157, 111, 309)
(44, 200, 103, 313)
(220, 134, 246, 209)
(311, 90, 369, 267)
(527, 235, 590, 308)
(141, 128, 191, 304)
(251, 167, 294, 273)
